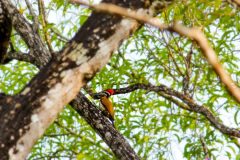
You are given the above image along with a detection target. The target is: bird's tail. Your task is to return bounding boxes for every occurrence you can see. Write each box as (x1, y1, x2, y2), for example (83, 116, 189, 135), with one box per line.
(102, 110, 115, 127)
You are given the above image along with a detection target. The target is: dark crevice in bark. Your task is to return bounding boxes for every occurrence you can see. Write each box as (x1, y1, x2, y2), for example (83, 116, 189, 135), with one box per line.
(0, 1, 12, 64)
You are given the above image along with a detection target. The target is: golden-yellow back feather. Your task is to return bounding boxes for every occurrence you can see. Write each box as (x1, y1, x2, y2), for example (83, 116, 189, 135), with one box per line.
(100, 96, 114, 121)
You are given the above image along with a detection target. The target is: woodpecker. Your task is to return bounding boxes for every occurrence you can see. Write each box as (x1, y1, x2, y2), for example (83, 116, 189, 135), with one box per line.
(93, 89, 115, 125)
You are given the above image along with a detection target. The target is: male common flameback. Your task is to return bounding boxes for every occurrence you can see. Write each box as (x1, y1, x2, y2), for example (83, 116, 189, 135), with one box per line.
(100, 96, 114, 122)
(94, 89, 115, 125)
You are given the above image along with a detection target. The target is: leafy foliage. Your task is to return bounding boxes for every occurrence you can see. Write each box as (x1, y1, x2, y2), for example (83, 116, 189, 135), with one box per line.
(1, 0, 239, 159)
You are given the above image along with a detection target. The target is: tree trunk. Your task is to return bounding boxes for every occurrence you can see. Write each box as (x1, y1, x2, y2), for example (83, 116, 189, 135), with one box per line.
(0, 0, 155, 159)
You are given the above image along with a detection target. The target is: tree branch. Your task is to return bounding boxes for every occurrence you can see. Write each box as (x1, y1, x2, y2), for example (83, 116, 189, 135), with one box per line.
(70, 92, 140, 160)
(227, 0, 240, 7)
(5, 51, 36, 64)
(96, 83, 240, 138)
(200, 135, 210, 160)
(24, 0, 39, 32)
(71, 0, 240, 104)
(1, 0, 51, 68)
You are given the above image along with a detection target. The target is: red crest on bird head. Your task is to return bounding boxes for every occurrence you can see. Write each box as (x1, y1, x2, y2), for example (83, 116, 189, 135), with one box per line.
(105, 89, 114, 95)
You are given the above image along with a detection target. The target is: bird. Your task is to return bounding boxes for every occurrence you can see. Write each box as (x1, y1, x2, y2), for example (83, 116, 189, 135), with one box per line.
(93, 89, 115, 125)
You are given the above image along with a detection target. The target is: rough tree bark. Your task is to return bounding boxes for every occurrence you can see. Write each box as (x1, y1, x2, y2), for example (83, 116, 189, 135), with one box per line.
(1, 0, 51, 67)
(71, 93, 141, 160)
(0, 0, 164, 159)
(0, 2, 12, 64)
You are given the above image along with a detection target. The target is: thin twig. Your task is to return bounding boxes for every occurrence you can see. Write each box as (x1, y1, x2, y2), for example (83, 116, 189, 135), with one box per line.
(38, 0, 54, 53)
(172, 24, 240, 103)
(50, 27, 69, 42)
(161, 32, 184, 77)
(200, 135, 210, 160)
(25, 0, 39, 32)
